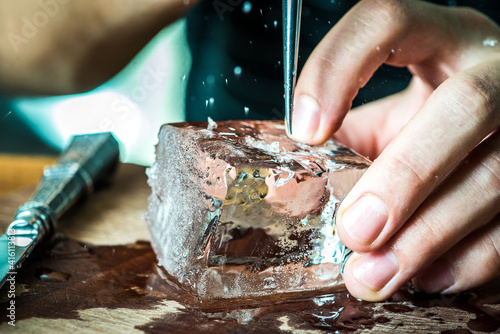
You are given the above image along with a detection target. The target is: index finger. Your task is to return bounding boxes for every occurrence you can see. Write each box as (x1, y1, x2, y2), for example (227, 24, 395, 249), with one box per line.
(290, 0, 486, 144)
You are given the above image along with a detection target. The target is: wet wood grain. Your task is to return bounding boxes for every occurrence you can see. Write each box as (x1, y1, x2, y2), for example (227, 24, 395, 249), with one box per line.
(0, 163, 499, 333)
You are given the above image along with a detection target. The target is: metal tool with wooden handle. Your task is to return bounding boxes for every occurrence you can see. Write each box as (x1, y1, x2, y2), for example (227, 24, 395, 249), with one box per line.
(0, 133, 119, 288)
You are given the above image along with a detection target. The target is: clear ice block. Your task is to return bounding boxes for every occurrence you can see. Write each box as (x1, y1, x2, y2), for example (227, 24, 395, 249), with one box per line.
(146, 120, 370, 301)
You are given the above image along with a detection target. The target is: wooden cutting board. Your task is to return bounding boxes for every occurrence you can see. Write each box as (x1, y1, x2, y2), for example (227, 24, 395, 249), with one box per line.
(0, 163, 499, 333)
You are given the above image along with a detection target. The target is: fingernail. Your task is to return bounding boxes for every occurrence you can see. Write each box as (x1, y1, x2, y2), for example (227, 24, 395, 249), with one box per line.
(290, 95, 320, 142)
(413, 259, 456, 294)
(351, 248, 398, 291)
(340, 195, 388, 245)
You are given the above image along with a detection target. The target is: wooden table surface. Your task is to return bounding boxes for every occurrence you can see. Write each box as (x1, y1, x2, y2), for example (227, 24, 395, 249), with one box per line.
(0, 154, 56, 196)
(0, 158, 499, 333)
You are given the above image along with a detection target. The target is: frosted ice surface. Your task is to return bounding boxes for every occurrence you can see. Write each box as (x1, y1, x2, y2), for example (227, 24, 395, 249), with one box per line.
(146, 120, 370, 301)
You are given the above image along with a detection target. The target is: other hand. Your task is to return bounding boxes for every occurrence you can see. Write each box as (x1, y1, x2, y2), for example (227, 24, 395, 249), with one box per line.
(291, 0, 500, 301)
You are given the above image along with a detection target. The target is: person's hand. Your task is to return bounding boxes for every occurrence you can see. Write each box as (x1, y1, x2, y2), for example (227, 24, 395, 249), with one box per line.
(290, 0, 500, 301)
(0, 0, 198, 94)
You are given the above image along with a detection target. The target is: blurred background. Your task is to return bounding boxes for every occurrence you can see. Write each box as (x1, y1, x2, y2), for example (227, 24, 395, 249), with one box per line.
(0, 0, 410, 167)
(0, 20, 191, 166)
(1, 0, 497, 169)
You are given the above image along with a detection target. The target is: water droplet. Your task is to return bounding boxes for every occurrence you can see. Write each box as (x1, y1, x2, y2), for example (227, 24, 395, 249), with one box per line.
(36, 268, 71, 283)
(313, 295, 336, 307)
(273, 20, 278, 29)
(483, 37, 498, 47)
(244, 107, 250, 117)
(242, 1, 252, 13)
(233, 66, 242, 76)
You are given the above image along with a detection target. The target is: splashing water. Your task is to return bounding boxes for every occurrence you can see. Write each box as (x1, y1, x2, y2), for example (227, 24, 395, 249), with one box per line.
(242, 1, 252, 14)
(483, 37, 498, 47)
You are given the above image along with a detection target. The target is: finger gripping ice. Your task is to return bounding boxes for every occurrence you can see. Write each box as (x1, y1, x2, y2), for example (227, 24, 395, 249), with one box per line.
(146, 120, 370, 301)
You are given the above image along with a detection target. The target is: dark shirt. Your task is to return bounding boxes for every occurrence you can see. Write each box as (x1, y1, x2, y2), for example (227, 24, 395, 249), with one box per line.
(185, 0, 500, 121)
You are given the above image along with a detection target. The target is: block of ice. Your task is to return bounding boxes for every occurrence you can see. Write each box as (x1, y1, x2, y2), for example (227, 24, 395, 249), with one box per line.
(146, 120, 370, 301)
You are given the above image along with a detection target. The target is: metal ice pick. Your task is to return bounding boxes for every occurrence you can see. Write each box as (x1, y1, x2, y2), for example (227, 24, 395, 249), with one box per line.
(283, 0, 302, 135)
